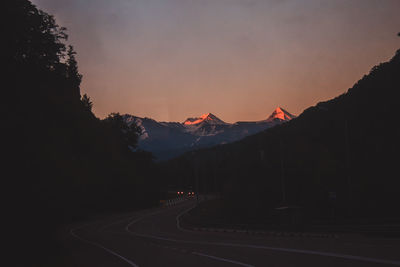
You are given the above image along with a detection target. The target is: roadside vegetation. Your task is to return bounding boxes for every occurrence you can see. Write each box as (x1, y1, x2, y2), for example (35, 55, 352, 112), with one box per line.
(5, 1, 160, 265)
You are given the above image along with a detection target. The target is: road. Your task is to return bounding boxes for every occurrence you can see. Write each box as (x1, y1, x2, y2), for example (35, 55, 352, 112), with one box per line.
(59, 199, 400, 267)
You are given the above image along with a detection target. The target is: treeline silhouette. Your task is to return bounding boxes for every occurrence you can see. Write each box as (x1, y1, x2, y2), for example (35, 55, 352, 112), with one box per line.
(163, 49, 400, 225)
(4, 1, 159, 265)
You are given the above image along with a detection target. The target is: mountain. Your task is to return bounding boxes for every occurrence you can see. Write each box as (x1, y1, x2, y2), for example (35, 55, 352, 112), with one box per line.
(124, 107, 295, 160)
(183, 113, 228, 126)
(266, 107, 296, 122)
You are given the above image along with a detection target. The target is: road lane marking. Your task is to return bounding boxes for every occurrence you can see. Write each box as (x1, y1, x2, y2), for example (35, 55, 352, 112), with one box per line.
(176, 205, 197, 232)
(192, 252, 255, 267)
(125, 205, 400, 266)
(99, 216, 138, 232)
(127, 226, 400, 265)
(214, 242, 400, 266)
(68, 203, 185, 266)
(125, 207, 256, 266)
(70, 226, 139, 267)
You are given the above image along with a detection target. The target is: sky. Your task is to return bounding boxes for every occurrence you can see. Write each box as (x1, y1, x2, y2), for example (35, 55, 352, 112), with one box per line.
(33, 0, 400, 123)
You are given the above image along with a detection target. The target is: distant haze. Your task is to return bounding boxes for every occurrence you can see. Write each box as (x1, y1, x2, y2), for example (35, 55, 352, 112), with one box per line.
(32, 0, 400, 123)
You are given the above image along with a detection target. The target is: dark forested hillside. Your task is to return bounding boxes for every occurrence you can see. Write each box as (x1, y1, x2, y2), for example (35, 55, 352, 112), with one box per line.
(4, 1, 159, 265)
(163, 49, 400, 222)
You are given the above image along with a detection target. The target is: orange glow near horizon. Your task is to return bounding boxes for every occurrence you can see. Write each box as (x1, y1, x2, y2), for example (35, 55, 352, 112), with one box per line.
(32, 0, 400, 123)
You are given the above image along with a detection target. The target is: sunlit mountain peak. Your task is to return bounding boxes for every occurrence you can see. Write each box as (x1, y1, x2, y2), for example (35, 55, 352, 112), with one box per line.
(183, 113, 227, 125)
(124, 107, 296, 159)
(266, 107, 296, 122)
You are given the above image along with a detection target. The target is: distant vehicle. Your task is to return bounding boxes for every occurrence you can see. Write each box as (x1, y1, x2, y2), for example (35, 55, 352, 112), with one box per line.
(176, 190, 195, 197)
(186, 186, 195, 197)
(161, 186, 195, 201)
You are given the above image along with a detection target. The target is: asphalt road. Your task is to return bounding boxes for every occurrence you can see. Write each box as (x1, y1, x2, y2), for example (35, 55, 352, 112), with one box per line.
(59, 199, 400, 267)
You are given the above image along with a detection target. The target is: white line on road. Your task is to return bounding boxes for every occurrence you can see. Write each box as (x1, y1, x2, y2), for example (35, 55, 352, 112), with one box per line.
(70, 226, 139, 267)
(192, 252, 255, 267)
(214, 242, 400, 266)
(125, 205, 257, 266)
(99, 216, 138, 232)
(176, 205, 197, 232)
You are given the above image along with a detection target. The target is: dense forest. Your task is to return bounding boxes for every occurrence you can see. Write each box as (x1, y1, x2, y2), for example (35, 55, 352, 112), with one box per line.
(4, 1, 159, 265)
(163, 48, 400, 223)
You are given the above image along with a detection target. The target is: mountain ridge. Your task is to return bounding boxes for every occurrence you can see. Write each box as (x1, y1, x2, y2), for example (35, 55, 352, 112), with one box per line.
(266, 107, 296, 122)
(183, 113, 227, 125)
(124, 107, 296, 160)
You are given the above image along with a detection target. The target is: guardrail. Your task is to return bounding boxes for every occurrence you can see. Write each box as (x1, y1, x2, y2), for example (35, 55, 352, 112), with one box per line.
(163, 197, 190, 207)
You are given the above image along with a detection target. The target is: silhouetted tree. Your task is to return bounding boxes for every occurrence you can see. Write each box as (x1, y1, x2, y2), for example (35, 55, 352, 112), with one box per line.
(104, 112, 142, 149)
(5, 2, 159, 266)
(66, 45, 82, 98)
(81, 93, 93, 112)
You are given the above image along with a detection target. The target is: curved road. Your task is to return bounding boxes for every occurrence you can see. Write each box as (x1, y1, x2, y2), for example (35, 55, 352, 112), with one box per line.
(61, 200, 400, 267)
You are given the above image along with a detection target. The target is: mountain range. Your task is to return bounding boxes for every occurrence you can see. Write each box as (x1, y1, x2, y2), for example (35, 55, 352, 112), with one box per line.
(124, 107, 296, 160)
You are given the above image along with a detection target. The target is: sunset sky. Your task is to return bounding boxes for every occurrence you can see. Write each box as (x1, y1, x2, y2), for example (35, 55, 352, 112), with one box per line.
(33, 0, 399, 123)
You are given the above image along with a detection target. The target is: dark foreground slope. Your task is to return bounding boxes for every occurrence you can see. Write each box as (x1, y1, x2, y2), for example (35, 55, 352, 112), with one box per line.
(4, 1, 159, 265)
(163, 49, 400, 222)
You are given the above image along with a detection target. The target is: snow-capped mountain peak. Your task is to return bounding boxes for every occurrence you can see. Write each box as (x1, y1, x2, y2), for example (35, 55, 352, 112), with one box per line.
(183, 113, 227, 126)
(266, 107, 296, 122)
(123, 107, 296, 160)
